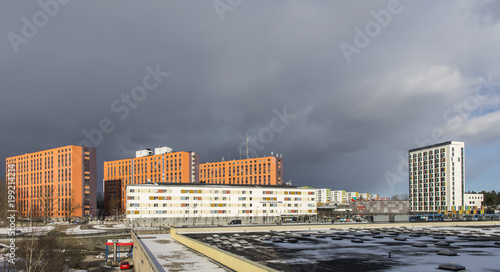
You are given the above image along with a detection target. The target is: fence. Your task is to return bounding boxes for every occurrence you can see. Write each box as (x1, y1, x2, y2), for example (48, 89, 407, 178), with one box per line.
(0, 229, 132, 239)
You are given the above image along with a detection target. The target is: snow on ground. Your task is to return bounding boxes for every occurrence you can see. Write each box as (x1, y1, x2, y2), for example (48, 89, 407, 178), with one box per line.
(64, 225, 107, 235)
(92, 223, 127, 230)
(0, 225, 54, 235)
(139, 234, 228, 272)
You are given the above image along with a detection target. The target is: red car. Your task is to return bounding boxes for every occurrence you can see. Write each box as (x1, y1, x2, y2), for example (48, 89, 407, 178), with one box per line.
(120, 261, 130, 270)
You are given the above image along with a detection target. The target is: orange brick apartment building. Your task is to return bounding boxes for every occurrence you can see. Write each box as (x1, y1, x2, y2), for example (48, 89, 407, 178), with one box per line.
(199, 156, 284, 186)
(103, 147, 199, 215)
(5, 145, 97, 221)
(104, 147, 285, 215)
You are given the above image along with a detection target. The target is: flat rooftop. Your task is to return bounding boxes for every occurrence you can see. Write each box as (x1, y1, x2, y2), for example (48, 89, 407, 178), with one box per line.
(176, 222, 500, 271)
(127, 182, 304, 189)
(408, 140, 463, 152)
(138, 233, 228, 272)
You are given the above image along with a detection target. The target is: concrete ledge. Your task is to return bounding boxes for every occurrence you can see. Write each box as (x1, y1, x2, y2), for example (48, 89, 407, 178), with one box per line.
(134, 229, 169, 235)
(170, 227, 279, 272)
(131, 230, 163, 272)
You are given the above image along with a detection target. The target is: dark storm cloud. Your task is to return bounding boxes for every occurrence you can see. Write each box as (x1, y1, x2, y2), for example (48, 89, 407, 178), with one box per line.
(1, 0, 500, 196)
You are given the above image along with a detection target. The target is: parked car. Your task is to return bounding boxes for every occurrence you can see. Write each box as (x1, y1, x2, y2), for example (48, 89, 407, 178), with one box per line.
(120, 261, 130, 270)
(228, 219, 242, 225)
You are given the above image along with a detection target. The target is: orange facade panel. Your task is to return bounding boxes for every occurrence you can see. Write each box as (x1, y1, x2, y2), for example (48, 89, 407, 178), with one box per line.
(5, 145, 97, 220)
(199, 156, 283, 186)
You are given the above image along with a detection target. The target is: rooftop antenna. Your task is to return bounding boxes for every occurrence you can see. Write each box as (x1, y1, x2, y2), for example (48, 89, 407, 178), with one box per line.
(246, 132, 249, 159)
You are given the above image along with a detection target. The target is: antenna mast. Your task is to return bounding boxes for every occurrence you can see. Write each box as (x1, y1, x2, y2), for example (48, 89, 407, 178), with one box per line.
(246, 132, 249, 159)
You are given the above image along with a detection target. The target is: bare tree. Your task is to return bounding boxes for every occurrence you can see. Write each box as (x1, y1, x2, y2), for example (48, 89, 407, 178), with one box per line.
(63, 195, 82, 223)
(109, 198, 122, 219)
(399, 194, 409, 201)
(0, 177, 7, 226)
(40, 186, 57, 224)
(16, 231, 83, 272)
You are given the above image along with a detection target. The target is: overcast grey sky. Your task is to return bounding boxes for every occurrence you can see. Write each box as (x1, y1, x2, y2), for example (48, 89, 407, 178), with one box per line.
(1, 0, 500, 196)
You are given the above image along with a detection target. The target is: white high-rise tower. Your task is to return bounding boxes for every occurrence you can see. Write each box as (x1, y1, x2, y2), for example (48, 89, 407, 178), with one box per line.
(409, 141, 465, 213)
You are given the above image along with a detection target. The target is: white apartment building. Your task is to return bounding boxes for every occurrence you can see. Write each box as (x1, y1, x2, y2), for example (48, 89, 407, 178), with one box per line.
(125, 183, 317, 227)
(409, 141, 465, 213)
(369, 194, 380, 200)
(359, 193, 370, 200)
(464, 193, 483, 209)
(316, 188, 331, 203)
(331, 190, 346, 203)
(347, 192, 359, 202)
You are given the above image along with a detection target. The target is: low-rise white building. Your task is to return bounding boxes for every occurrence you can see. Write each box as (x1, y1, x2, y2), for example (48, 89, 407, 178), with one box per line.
(126, 183, 317, 227)
(464, 193, 483, 209)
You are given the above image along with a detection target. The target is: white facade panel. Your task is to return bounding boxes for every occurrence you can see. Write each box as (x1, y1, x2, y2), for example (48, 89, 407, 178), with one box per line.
(154, 146, 172, 155)
(464, 193, 483, 209)
(136, 149, 153, 158)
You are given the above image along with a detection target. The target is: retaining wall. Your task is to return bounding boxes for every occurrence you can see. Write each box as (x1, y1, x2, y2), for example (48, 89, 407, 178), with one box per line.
(130, 230, 163, 272)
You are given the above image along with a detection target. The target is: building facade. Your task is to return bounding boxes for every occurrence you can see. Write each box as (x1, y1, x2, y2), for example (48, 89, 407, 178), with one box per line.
(103, 146, 199, 214)
(199, 156, 284, 186)
(369, 194, 380, 200)
(464, 193, 483, 210)
(316, 188, 331, 203)
(125, 183, 317, 227)
(5, 145, 97, 220)
(409, 141, 465, 213)
(358, 193, 370, 200)
(331, 190, 347, 203)
(347, 192, 359, 202)
(104, 179, 122, 217)
(350, 200, 410, 215)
